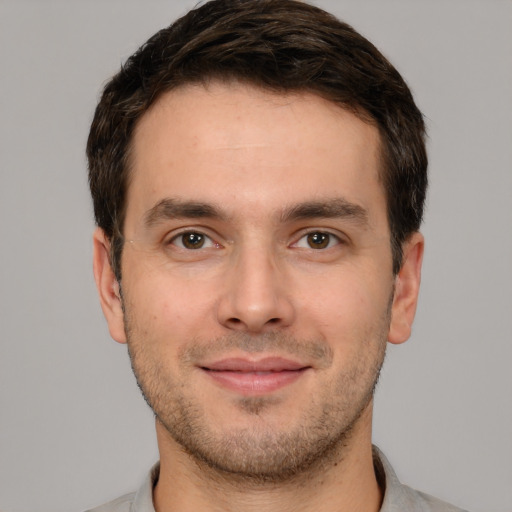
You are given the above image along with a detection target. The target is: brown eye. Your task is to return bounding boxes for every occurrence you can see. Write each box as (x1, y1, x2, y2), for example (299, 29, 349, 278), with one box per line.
(177, 232, 206, 249)
(306, 232, 331, 249)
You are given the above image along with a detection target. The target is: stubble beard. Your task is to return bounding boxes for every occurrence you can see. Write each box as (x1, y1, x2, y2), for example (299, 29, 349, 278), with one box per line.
(124, 313, 389, 484)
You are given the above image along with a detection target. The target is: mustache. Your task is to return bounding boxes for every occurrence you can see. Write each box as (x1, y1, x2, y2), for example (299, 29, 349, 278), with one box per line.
(179, 332, 334, 368)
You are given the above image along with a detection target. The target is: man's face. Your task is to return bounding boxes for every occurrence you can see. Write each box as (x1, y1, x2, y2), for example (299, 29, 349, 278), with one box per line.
(94, 82, 422, 480)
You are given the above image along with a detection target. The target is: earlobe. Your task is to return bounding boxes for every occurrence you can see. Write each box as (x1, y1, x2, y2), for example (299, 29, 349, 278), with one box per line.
(388, 232, 424, 345)
(92, 227, 127, 344)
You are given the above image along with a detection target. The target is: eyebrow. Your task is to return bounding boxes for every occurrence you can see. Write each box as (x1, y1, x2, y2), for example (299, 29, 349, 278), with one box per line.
(280, 198, 369, 226)
(144, 198, 226, 228)
(143, 197, 369, 229)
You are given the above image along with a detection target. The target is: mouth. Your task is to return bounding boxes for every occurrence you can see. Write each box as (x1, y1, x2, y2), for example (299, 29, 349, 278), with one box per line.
(200, 357, 311, 395)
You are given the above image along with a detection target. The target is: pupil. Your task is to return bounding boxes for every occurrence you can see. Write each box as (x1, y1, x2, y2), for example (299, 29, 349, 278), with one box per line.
(183, 232, 204, 249)
(308, 232, 329, 249)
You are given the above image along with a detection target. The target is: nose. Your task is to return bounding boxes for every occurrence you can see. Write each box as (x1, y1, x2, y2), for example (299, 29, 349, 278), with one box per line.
(216, 247, 295, 333)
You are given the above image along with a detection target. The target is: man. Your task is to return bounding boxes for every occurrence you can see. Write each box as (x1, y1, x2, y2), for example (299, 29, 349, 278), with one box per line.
(86, 1, 466, 511)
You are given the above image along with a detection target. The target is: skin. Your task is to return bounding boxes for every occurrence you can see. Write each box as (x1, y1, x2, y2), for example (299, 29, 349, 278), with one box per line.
(93, 82, 423, 512)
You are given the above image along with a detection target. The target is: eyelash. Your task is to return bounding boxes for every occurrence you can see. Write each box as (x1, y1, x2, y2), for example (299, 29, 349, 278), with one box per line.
(167, 230, 220, 250)
(292, 231, 342, 250)
(167, 229, 343, 251)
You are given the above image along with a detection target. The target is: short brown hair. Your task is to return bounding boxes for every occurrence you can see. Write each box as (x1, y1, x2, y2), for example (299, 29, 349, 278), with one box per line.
(87, 0, 427, 279)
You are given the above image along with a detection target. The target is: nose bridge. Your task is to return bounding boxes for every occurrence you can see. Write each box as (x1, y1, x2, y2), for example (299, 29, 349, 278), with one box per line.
(217, 239, 294, 332)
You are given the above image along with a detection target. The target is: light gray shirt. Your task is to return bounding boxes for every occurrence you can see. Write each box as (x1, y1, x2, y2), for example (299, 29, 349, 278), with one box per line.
(85, 447, 468, 512)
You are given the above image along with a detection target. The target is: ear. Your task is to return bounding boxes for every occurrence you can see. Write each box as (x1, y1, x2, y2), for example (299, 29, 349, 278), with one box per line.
(92, 227, 127, 344)
(388, 232, 424, 345)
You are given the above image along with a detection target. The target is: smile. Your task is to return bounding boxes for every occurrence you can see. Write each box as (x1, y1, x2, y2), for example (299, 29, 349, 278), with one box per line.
(200, 357, 311, 395)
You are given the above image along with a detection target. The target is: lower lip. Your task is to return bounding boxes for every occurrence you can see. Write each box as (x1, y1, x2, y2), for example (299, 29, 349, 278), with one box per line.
(204, 369, 308, 395)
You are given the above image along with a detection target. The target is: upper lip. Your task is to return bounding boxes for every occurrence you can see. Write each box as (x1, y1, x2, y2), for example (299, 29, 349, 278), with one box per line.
(202, 357, 309, 372)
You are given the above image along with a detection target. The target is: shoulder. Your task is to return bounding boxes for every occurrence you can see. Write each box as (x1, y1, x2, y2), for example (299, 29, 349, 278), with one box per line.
(84, 462, 158, 512)
(373, 446, 469, 512)
(398, 485, 469, 512)
(84, 492, 136, 512)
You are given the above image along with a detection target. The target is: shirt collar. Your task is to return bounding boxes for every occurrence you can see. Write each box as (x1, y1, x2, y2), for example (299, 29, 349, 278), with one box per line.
(131, 446, 425, 512)
(131, 462, 159, 512)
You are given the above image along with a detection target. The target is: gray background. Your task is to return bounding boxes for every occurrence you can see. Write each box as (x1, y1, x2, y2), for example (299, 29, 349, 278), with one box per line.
(1, 1, 511, 511)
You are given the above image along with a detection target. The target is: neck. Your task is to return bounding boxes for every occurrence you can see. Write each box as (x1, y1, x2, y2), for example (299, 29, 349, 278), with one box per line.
(153, 407, 382, 512)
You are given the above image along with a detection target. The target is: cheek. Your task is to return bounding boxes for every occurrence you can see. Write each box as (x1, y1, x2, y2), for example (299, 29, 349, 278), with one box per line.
(126, 269, 219, 337)
(296, 269, 391, 339)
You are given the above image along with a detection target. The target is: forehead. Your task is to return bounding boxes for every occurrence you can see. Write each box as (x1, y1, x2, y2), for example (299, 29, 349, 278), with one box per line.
(133, 82, 380, 159)
(126, 82, 385, 228)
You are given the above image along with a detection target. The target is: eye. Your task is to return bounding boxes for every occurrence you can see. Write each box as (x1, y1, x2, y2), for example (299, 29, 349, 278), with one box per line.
(170, 231, 218, 250)
(293, 231, 341, 250)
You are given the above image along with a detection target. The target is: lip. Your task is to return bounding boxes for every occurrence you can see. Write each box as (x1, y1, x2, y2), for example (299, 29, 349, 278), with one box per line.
(200, 357, 311, 395)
